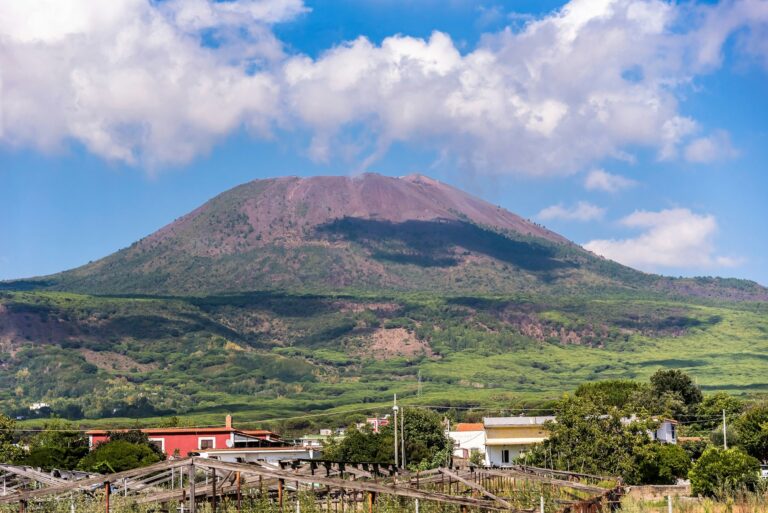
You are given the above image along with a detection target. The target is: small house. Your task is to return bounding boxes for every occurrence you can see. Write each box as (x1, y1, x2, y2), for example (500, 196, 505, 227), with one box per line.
(483, 416, 554, 466)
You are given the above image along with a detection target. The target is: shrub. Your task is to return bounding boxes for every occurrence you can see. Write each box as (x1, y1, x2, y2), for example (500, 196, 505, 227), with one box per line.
(634, 442, 691, 485)
(688, 447, 760, 497)
(78, 440, 163, 473)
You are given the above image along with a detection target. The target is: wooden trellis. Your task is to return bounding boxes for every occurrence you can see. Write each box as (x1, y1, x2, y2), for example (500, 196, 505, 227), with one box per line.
(0, 458, 623, 513)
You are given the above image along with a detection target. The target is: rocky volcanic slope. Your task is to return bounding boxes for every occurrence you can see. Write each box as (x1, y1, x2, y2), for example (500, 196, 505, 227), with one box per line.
(6, 173, 768, 301)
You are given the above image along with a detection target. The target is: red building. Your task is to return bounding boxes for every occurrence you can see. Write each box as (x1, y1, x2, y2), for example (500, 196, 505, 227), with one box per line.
(87, 415, 282, 458)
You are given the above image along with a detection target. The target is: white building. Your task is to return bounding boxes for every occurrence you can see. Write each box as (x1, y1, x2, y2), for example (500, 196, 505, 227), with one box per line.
(483, 416, 554, 466)
(198, 446, 319, 463)
(447, 423, 486, 463)
(622, 416, 678, 444)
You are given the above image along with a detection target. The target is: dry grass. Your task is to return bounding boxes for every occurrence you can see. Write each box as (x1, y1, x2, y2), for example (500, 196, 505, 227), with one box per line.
(621, 493, 768, 513)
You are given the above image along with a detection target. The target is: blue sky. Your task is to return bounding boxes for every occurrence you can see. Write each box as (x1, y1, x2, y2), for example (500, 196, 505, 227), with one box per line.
(1, 0, 767, 285)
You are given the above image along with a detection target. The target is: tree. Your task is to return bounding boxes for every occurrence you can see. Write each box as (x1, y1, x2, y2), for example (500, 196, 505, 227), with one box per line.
(323, 408, 450, 469)
(323, 425, 393, 464)
(633, 443, 691, 485)
(696, 393, 745, 432)
(400, 408, 451, 468)
(23, 420, 89, 470)
(734, 403, 768, 462)
(78, 440, 163, 473)
(0, 414, 23, 463)
(688, 447, 760, 497)
(574, 380, 650, 410)
(521, 395, 654, 484)
(650, 369, 703, 414)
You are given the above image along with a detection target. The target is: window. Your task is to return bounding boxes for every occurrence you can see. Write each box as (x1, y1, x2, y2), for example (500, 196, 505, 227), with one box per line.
(501, 449, 510, 464)
(670, 423, 676, 440)
(198, 437, 216, 450)
(148, 438, 165, 453)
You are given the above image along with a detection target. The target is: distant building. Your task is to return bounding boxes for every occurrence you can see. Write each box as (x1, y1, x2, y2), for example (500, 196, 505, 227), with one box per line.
(358, 416, 390, 433)
(86, 415, 283, 458)
(198, 446, 319, 463)
(622, 416, 678, 444)
(297, 427, 346, 449)
(447, 423, 486, 463)
(483, 416, 554, 466)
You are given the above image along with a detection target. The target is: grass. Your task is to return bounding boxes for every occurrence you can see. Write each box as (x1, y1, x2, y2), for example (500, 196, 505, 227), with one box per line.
(2, 290, 767, 433)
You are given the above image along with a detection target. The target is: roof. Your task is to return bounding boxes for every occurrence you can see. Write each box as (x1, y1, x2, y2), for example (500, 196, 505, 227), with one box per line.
(87, 427, 237, 436)
(483, 416, 555, 427)
(485, 437, 547, 446)
(199, 446, 315, 453)
(87, 427, 280, 437)
(455, 423, 484, 432)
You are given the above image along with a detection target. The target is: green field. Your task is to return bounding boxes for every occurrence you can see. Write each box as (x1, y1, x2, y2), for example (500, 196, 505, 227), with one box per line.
(1, 290, 766, 433)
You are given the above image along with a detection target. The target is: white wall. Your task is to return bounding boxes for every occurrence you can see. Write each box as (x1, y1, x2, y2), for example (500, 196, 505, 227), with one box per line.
(485, 445, 531, 466)
(448, 430, 485, 460)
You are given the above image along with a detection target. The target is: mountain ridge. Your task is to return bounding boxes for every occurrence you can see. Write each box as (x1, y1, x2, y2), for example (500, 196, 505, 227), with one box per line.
(2, 173, 767, 301)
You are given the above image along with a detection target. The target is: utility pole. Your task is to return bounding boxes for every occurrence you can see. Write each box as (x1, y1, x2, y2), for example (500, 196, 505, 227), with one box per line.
(401, 405, 406, 469)
(393, 394, 399, 469)
(723, 409, 728, 450)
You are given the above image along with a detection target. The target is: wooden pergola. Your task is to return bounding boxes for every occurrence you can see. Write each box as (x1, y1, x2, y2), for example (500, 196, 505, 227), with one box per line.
(0, 458, 623, 513)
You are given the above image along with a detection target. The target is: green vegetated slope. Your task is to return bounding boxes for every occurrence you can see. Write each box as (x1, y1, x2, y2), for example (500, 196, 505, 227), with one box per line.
(2, 174, 767, 428)
(2, 289, 766, 428)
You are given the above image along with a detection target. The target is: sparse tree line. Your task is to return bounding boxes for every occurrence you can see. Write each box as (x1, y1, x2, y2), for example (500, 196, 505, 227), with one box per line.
(2, 369, 767, 499)
(0, 418, 164, 473)
(523, 369, 767, 497)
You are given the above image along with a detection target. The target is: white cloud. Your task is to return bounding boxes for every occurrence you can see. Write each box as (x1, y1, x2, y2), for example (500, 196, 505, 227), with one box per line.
(538, 201, 605, 222)
(584, 208, 741, 271)
(0, 0, 300, 166)
(279, 0, 767, 174)
(684, 130, 739, 163)
(584, 169, 637, 192)
(0, 0, 765, 170)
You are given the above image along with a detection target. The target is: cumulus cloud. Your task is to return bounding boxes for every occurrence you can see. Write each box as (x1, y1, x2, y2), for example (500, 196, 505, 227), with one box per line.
(0, 0, 299, 165)
(0, 0, 766, 170)
(538, 201, 605, 222)
(584, 169, 637, 192)
(684, 130, 739, 163)
(584, 208, 741, 271)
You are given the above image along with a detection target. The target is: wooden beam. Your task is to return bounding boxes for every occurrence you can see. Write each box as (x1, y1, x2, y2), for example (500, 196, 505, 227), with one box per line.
(0, 459, 191, 504)
(438, 468, 515, 510)
(191, 458, 513, 511)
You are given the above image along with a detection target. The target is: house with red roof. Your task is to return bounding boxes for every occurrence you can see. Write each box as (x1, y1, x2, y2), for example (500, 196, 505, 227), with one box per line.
(86, 415, 283, 458)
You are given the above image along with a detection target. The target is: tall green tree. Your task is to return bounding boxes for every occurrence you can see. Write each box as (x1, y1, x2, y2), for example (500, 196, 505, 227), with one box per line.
(734, 403, 768, 462)
(650, 369, 703, 415)
(521, 395, 654, 484)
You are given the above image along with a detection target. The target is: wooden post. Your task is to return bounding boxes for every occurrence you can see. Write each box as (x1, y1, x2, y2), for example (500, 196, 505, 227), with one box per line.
(211, 468, 217, 513)
(278, 478, 284, 511)
(236, 471, 241, 513)
(188, 465, 196, 513)
(19, 500, 26, 513)
(104, 482, 110, 513)
(367, 492, 375, 513)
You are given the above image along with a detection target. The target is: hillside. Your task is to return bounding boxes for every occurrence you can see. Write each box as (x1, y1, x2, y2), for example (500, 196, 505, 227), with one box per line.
(11, 173, 766, 300)
(1, 173, 767, 427)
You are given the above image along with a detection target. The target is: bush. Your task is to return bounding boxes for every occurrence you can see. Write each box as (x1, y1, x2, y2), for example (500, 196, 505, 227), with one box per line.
(78, 440, 163, 473)
(634, 443, 691, 485)
(688, 447, 760, 497)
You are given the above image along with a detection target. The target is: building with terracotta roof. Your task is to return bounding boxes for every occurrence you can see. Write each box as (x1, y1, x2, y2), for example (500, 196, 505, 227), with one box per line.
(86, 415, 283, 458)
